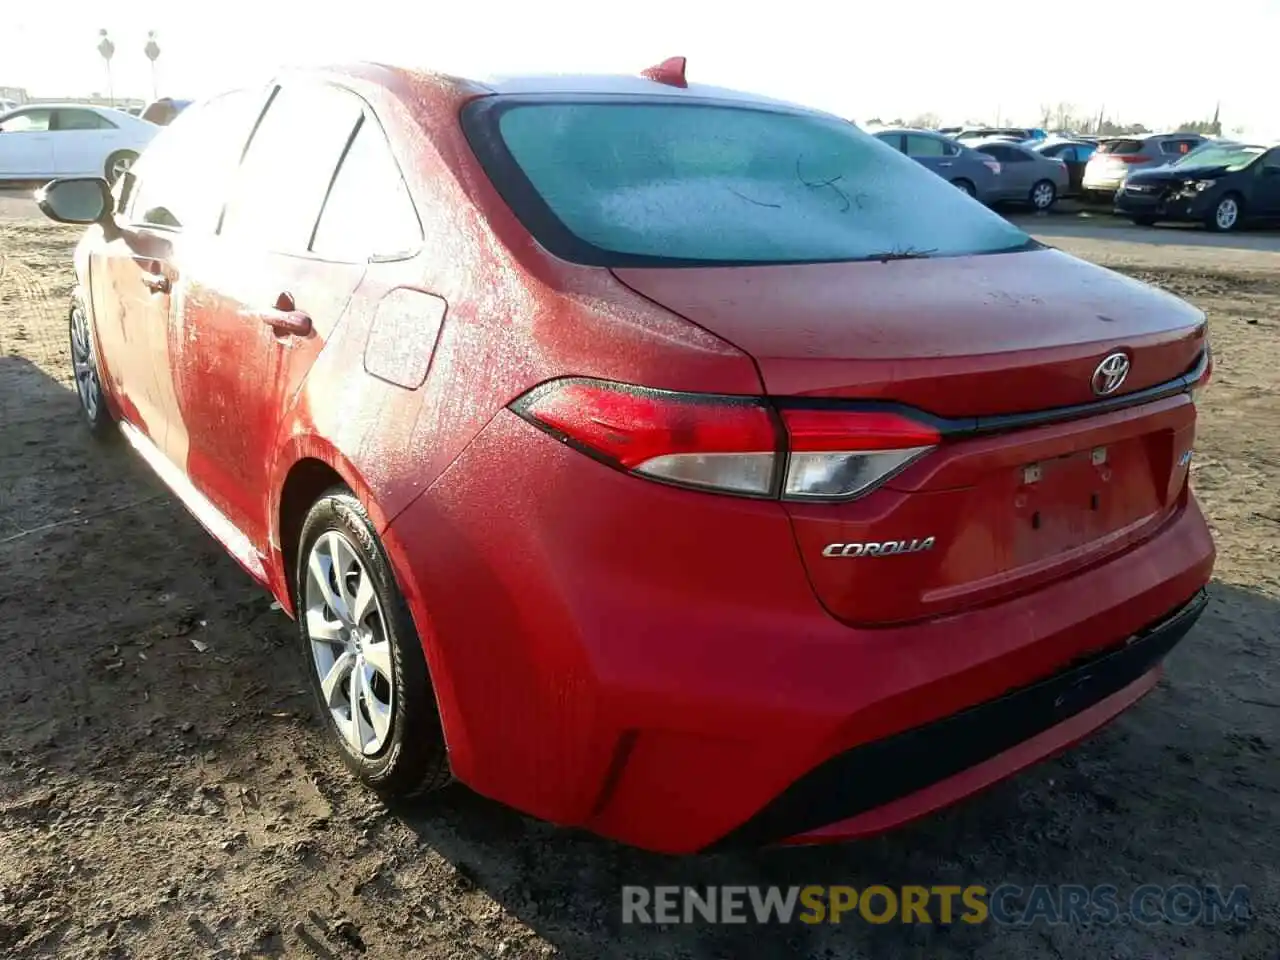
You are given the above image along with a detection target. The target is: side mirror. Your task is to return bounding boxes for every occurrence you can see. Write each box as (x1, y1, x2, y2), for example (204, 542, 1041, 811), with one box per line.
(1262, 165, 1280, 178)
(34, 177, 113, 225)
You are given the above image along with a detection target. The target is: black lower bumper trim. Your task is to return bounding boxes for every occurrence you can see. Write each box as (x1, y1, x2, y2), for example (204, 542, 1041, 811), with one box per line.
(713, 589, 1209, 849)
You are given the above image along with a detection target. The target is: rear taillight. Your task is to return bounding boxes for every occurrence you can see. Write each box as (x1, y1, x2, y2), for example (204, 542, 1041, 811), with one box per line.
(982, 159, 1001, 175)
(1190, 344, 1213, 404)
(512, 378, 940, 500)
(1110, 154, 1147, 164)
(779, 408, 939, 500)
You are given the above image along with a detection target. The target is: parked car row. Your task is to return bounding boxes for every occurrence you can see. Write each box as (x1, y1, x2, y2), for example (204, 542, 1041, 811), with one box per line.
(899, 123, 1280, 232)
(872, 127, 1070, 210)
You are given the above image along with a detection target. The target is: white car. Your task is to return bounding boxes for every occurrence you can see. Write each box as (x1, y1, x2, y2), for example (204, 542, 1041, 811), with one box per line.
(0, 103, 158, 184)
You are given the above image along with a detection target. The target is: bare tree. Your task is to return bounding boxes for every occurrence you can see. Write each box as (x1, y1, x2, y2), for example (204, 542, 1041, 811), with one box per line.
(907, 112, 941, 130)
(1054, 102, 1077, 131)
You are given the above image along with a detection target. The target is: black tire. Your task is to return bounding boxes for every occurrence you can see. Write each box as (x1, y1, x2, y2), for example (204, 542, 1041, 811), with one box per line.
(1029, 179, 1057, 211)
(1206, 193, 1243, 233)
(296, 488, 450, 797)
(68, 297, 115, 439)
(1130, 217, 1158, 227)
(103, 150, 137, 184)
(951, 178, 977, 198)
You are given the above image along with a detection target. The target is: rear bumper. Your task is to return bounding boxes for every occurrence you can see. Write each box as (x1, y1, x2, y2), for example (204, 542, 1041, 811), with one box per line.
(719, 588, 1207, 847)
(383, 411, 1216, 854)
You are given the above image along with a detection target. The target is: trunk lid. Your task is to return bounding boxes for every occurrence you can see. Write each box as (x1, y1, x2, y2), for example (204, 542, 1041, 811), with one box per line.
(613, 248, 1206, 624)
(612, 247, 1204, 415)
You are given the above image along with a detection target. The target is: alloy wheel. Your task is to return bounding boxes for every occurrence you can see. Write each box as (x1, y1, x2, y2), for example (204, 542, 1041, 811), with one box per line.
(1215, 197, 1239, 231)
(109, 155, 134, 182)
(304, 530, 395, 756)
(1032, 181, 1056, 210)
(70, 303, 99, 421)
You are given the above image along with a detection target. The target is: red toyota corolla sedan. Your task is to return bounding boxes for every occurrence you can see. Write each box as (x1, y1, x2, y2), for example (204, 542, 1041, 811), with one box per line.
(35, 59, 1215, 854)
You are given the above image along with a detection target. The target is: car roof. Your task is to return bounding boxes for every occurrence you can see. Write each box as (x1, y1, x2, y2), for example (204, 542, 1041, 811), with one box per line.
(281, 62, 846, 125)
(970, 137, 1035, 151)
(0, 101, 118, 112)
(471, 71, 836, 117)
(872, 127, 948, 136)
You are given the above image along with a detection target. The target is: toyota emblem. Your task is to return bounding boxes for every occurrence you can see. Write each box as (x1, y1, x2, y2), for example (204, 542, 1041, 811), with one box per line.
(1091, 352, 1131, 396)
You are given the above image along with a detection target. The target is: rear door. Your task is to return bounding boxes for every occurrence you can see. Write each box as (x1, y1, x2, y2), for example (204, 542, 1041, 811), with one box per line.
(0, 108, 54, 177)
(168, 81, 375, 551)
(49, 107, 123, 176)
(904, 133, 957, 178)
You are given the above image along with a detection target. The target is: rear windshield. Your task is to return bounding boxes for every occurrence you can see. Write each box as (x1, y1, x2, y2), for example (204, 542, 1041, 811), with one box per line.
(464, 99, 1033, 267)
(1097, 139, 1146, 154)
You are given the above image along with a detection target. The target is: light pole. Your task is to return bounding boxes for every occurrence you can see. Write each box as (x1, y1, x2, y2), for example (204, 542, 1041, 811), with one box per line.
(144, 31, 161, 100)
(97, 29, 115, 107)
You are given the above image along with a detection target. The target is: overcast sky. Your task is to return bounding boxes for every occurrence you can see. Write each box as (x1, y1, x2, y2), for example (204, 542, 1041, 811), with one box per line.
(4, 1, 1276, 136)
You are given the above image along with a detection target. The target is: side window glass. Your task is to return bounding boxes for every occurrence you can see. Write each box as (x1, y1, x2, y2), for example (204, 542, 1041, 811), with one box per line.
(0, 109, 51, 133)
(905, 135, 946, 158)
(311, 115, 422, 261)
(1058, 146, 1077, 162)
(127, 89, 267, 232)
(54, 109, 116, 131)
(219, 84, 364, 253)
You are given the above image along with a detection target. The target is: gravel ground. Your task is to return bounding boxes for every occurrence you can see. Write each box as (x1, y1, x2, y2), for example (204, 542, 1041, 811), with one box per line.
(1, 205, 1277, 959)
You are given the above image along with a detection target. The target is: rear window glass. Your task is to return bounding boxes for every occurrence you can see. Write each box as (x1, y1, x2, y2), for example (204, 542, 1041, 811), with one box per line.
(466, 100, 1032, 266)
(1097, 139, 1145, 154)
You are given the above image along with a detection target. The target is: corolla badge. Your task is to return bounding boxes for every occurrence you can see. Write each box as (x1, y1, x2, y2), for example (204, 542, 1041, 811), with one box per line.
(822, 537, 936, 558)
(1091, 352, 1131, 396)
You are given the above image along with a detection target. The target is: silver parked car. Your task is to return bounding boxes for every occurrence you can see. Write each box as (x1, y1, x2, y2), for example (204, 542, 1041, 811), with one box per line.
(968, 138, 1070, 210)
(872, 128, 1002, 203)
(1080, 133, 1207, 200)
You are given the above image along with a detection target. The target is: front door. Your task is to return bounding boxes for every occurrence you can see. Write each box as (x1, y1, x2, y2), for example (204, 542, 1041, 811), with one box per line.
(90, 221, 177, 446)
(1254, 148, 1280, 218)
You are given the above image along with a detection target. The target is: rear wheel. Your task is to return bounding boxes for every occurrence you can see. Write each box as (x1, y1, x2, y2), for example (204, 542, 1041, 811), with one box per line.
(1030, 179, 1057, 211)
(951, 178, 977, 198)
(104, 150, 137, 184)
(68, 298, 114, 439)
(1207, 194, 1242, 232)
(297, 489, 450, 797)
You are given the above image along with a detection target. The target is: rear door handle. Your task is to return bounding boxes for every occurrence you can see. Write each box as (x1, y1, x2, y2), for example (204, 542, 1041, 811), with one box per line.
(138, 260, 170, 294)
(263, 292, 311, 337)
(938, 161, 953, 168)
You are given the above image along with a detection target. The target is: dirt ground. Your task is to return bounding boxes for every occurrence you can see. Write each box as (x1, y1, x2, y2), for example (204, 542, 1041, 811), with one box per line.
(1, 205, 1277, 960)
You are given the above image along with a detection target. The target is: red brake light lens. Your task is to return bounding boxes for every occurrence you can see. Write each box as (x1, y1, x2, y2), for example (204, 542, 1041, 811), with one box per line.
(512, 379, 941, 500)
(513, 379, 778, 495)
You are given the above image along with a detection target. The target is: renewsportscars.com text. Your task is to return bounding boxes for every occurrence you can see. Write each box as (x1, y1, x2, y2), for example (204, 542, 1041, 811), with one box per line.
(621, 884, 1251, 927)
